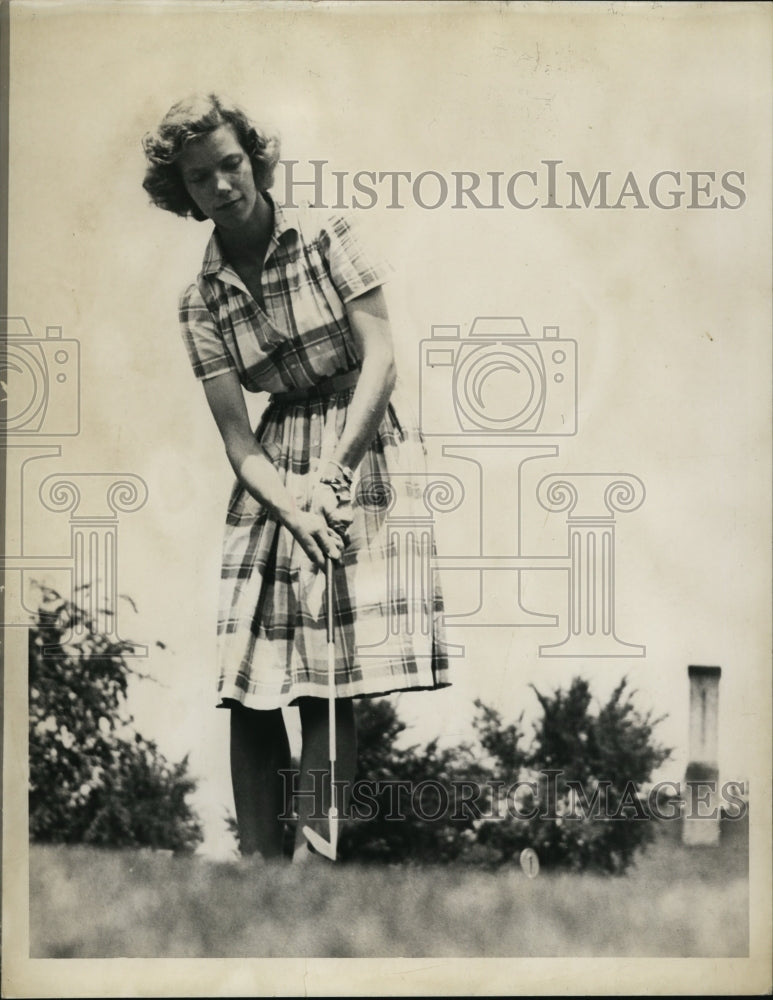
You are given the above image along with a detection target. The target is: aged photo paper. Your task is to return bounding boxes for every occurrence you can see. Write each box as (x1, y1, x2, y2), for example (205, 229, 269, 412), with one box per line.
(2, 1, 771, 996)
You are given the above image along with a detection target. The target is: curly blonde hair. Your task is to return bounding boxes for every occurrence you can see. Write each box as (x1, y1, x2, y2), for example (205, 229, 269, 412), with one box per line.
(142, 93, 280, 220)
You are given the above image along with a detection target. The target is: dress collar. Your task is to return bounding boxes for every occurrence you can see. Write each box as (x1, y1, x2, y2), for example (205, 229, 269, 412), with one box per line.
(200, 192, 299, 279)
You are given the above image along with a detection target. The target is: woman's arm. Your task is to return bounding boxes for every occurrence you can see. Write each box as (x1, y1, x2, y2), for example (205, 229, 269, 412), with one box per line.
(334, 285, 397, 471)
(310, 285, 397, 531)
(201, 371, 344, 568)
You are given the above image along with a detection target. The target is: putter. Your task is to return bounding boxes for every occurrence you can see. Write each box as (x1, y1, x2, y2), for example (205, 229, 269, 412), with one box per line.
(302, 555, 339, 860)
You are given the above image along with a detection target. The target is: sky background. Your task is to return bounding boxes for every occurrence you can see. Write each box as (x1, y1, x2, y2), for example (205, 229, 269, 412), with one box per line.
(6, 2, 771, 858)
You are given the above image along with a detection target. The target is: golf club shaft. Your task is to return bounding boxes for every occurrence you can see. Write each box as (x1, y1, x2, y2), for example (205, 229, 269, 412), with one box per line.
(300, 557, 339, 859)
(326, 555, 337, 768)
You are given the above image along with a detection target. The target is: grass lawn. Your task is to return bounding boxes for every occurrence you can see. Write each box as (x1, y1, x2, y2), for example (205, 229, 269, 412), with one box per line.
(29, 821, 748, 958)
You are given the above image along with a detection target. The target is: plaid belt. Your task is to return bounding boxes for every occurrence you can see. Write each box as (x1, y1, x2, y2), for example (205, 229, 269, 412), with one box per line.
(269, 368, 360, 405)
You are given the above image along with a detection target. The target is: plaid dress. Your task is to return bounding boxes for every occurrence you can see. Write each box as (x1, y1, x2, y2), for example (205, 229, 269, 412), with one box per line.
(179, 195, 451, 710)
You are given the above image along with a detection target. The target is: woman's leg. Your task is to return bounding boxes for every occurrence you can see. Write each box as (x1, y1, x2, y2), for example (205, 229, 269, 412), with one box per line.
(294, 697, 357, 857)
(229, 704, 291, 860)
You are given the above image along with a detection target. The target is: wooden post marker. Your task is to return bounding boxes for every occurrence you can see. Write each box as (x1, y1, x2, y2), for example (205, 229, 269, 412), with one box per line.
(683, 665, 722, 847)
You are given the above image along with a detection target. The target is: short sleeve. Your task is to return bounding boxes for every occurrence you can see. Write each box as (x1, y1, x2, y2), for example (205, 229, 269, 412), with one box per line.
(320, 213, 390, 304)
(178, 282, 237, 381)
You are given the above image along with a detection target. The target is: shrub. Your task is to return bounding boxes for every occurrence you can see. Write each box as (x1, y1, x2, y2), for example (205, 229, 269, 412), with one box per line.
(336, 677, 671, 873)
(338, 698, 490, 865)
(472, 677, 672, 873)
(28, 583, 203, 853)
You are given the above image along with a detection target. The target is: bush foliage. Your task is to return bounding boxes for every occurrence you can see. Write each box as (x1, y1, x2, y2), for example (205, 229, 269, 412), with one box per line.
(28, 584, 203, 853)
(29, 582, 670, 872)
(337, 677, 671, 873)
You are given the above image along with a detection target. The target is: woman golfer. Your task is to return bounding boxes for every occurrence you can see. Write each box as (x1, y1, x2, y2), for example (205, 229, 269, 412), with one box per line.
(142, 94, 450, 862)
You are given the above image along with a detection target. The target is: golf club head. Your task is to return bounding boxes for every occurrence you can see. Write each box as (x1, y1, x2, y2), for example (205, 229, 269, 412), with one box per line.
(302, 809, 339, 861)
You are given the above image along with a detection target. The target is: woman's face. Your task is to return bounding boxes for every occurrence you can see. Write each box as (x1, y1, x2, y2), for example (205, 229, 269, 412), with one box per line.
(178, 123, 259, 229)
